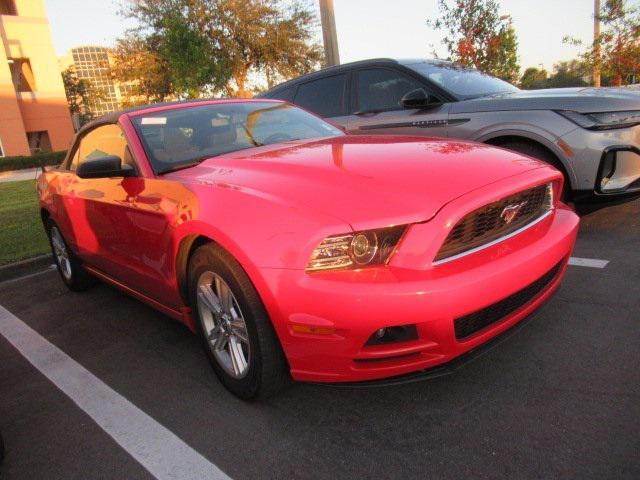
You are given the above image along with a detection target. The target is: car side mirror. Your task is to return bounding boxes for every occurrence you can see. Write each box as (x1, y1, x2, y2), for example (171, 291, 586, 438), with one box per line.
(401, 88, 441, 109)
(76, 155, 135, 179)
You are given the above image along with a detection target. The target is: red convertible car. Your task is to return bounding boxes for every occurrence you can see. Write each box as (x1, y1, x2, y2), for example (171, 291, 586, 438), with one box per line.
(37, 99, 579, 399)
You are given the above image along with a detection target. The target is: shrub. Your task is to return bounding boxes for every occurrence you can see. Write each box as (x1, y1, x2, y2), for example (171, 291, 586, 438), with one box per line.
(0, 151, 67, 173)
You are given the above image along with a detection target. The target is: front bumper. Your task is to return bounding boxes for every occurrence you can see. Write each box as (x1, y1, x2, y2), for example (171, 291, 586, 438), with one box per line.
(257, 204, 579, 383)
(560, 125, 640, 195)
(595, 146, 640, 195)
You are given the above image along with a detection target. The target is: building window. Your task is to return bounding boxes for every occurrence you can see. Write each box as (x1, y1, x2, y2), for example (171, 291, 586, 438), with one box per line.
(8, 58, 36, 92)
(70, 46, 124, 116)
(27, 131, 51, 155)
(0, 0, 17, 15)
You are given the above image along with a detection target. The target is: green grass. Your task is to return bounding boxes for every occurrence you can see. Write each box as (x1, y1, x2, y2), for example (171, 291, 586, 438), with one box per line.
(0, 180, 50, 265)
(0, 151, 67, 173)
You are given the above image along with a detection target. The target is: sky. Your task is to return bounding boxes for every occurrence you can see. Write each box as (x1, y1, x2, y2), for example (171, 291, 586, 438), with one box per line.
(44, 0, 595, 72)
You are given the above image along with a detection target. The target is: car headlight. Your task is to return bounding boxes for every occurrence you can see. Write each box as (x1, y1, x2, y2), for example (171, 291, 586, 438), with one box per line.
(556, 110, 640, 130)
(306, 225, 407, 272)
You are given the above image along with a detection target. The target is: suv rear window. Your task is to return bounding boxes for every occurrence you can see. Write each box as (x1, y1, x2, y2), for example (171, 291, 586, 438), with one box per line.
(269, 86, 296, 102)
(294, 74, 347, 118)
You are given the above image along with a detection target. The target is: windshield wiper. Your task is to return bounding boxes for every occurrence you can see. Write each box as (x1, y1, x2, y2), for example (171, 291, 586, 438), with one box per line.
(156, 157, 210, 175)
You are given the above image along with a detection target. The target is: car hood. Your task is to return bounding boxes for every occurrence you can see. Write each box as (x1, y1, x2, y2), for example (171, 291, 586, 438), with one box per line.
(451, 87, 640, 114)
(174, 136, 546, 230)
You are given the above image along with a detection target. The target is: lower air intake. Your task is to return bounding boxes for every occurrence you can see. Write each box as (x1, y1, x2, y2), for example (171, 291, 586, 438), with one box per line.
(454, 261, 563, 340)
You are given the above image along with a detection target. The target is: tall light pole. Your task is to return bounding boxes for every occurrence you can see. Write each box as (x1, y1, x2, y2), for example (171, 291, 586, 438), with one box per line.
(319, 0, 340, 67)
(593, 0, 601, 87)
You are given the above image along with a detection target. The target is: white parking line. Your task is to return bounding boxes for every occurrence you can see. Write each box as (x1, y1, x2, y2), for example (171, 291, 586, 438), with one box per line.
(569, 257, 610, 269)
(0, 264, 56, 287)
(0, 304, 232, 480)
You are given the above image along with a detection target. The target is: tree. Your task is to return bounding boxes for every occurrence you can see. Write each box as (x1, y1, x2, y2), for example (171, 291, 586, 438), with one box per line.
(117, 0, 323, 98)
(520, 61, 590, 90)
(546, 60, 589, 88)
(111, 14, 225, 105)
(111, 34, 173, 106)
(566, 0, 640, 86)
(519, 67, 548, 89)
(61, 66, 101, 127)
(159, 13, 228, 98)
(427, 0, 520, 83)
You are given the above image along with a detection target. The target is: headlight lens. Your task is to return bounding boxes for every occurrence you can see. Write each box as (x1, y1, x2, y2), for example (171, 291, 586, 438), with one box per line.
(306, 225, 407, 272)
(557, 110, 640, 130)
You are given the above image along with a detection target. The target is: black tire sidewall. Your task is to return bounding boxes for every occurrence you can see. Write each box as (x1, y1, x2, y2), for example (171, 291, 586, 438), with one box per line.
(46, 219, 75, 288)
(45, 219, 94, 291)
(188, 244, 269, 399)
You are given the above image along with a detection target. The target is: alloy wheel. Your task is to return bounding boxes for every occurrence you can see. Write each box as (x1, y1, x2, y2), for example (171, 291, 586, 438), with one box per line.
(51, 226, 72, 281)
(196, 271, 251, 379)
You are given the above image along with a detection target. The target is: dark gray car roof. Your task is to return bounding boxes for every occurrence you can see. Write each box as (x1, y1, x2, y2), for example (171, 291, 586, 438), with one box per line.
(257, 58, 450, 97)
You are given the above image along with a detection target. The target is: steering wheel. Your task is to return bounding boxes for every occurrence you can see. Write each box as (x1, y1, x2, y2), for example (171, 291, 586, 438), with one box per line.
(263, 132, 295, 144)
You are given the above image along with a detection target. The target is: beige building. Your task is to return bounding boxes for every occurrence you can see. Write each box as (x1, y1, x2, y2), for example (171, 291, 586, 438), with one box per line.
(0, 0, 74, 157)
(60, 46, 139, 118)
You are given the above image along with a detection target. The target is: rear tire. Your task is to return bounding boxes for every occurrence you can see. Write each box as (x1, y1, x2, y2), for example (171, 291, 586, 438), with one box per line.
(188, 243, 289, 400)
(496, 141, 572, 202)
(46, 219, 96, 291)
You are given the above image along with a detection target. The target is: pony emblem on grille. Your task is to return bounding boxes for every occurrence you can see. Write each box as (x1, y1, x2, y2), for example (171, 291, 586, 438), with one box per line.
(500, 201, 528, 224)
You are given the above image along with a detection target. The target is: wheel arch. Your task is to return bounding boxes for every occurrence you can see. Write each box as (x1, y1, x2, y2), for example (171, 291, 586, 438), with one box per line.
(479, 131, 576, 190)
(174, 229, 266, 310)
(175, 233, 211, 306)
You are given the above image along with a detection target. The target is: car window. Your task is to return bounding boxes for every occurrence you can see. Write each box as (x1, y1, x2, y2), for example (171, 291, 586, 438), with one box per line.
(356, 68, 425, 113)
(71, 124, 135, 173)
(271, 86, 296, 103)
(406, 62, 519, 100)
(294, 74, 347, 118)
(131, 102, 343, 174)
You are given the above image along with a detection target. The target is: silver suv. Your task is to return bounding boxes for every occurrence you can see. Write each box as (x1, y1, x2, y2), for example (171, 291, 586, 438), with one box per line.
(259, 58, 640, 200)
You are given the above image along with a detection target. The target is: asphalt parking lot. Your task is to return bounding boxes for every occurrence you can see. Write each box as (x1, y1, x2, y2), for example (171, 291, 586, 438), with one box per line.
(0, 198, 638, 480)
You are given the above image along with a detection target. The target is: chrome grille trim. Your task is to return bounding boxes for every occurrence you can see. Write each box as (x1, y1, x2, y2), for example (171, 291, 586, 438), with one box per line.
(433, 183, 555, 266)
(432, 210, 553, 266)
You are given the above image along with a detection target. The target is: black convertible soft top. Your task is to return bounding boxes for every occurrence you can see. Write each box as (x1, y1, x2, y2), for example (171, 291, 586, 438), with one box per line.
(77, 98, 235, 135)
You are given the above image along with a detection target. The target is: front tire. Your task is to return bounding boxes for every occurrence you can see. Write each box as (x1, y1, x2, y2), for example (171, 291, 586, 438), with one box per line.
(46, 219, 95, 291)
(188, 243, 289, 400)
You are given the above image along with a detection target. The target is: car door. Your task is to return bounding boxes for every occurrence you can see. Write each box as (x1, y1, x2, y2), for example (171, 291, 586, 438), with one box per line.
(343, 67, 451, 138)
(62, 124, 179, 305)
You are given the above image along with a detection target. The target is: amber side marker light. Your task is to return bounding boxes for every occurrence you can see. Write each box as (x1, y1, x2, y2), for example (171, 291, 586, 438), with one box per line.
(291, 325, 336, 335)
(557, 140, 574, 157)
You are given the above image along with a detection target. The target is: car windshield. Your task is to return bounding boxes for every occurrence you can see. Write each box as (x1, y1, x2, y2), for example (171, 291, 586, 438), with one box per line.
(406, 62, 520, 100)
(131, 101, 344, 174)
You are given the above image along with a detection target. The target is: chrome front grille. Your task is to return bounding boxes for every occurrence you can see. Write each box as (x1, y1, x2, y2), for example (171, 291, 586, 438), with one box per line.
(434, 183, 554, 264)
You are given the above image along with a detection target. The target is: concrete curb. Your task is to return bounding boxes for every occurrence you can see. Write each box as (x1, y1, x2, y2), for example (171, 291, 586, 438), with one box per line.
(0, 167, 41, 183)
(0, 254, 54, 283)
